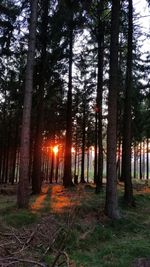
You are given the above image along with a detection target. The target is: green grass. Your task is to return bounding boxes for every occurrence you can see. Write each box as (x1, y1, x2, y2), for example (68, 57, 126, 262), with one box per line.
(0, 184, 150, 266)
(3, 210, 38, 227)
(60, 185, 150, 267)
(0, 195, 39, 227)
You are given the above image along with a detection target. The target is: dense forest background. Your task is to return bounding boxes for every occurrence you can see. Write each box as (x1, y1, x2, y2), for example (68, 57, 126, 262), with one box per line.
(0, 0, 150, 219)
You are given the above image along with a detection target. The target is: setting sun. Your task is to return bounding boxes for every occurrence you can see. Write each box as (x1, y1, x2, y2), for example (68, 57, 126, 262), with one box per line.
(53, 145, 59, 155)
(71, 147, 75, 153)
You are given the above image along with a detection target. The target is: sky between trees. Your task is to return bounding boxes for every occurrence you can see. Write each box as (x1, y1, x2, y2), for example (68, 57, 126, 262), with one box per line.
(133, 0, 150, 53)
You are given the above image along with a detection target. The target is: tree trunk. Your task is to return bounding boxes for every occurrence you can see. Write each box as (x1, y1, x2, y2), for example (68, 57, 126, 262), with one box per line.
(117, 137, 121, 181)
(143, 140, 145, 179)
(87, 147, 89, 183)
(74, 135, 77, 177)
(96, 0, 105, 193)
(17, 0, 38, 208)
(50, 151, 54, 184)
(77, 149, 80, 177)
(146, 138, 149, 180)
(140, 142, 142, 179)
(32, 0, 49, 194)
(121, 0, 134, 205)
(133, 142, 137, 179)
(55, 152, 59, 183)
(94, 110, 98, 183)
(105, 0, 120, 219)
(63, 19, 73, 187)
(80, 101, 86, 183)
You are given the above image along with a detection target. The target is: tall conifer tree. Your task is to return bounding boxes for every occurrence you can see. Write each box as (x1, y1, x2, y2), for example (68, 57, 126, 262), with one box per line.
(17, 0, 38, 208)
(105, 0, 120, 219)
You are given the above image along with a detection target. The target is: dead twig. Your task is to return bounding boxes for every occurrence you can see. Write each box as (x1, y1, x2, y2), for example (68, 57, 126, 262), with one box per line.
(43, 227, 63, 256)
(25, 224, 40, 245)
(12, 231, 24, 245)
(61, 251, 70, 267)
(0, 242, 15, 247)
(58, 260, 66, 266)
(50, 250, 69, 267)
(0, 257, 47, 267)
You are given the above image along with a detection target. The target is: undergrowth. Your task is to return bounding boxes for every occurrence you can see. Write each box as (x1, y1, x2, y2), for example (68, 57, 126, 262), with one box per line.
(0, 183, 150, 267)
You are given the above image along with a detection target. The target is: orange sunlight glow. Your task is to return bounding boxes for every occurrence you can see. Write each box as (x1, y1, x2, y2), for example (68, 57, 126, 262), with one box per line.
(31, 185, 49, 213)
(71, 147, 75, 153)
(51, 185, 79, 213)
(53, 145, 59, 155)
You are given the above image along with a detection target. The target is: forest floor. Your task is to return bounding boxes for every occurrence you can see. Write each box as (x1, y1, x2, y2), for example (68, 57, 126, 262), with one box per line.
(0, 181, 150, 267)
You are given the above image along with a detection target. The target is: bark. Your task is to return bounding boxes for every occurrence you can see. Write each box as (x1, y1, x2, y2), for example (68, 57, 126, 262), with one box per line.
(146, 138, 149, 180)
(143, 141, 145, 179)
(87, 148, 89, 183)
(80, 100, 86, 183)
(74, 135, 77, 178)
(121, 0, 134, 205)
(140, 142, 142, 179)
(17, 0, 38, 208)
(105, 0, 120, 219)
(94, 111, 98, 183)
(0, 145, 2, 183)
(50, 152, 54, 183)
(63, 18, 73, 187)
(77, 149, 80, 177)
(55, 152, 59, 183)
(32, 0, 49, 194)
(96, 0, 105, 193)
(117, 137, 121, 181)
(1, 107, 7, 184)
(133, 142, 137, 179)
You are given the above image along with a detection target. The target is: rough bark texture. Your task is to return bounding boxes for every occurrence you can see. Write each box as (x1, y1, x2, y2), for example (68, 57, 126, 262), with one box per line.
(105, 0, 120, 219)
(96, 0, 105, 193)
(17, 0, 38, 208)
(121, 0, 134, 205)
(32, 0, 49, 194)
(63, 20, 73, 187)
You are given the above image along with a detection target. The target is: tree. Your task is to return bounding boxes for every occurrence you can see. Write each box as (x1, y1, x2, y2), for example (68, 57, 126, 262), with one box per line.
(121, 0, 134, 206)
(17, 0, 38, 208)
(63, 6, 74, 186)
(32, 0, 49, 194)
(63, 0, 83, 186)
(95, 0, 105, 193)
(105, 0, 120, 219)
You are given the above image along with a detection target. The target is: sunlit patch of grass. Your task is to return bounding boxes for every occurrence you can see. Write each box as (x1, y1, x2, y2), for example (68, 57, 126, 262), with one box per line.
(31, 194, 48, 213)
(30, 184, 49, 213)
(50, 185, 80, 213)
